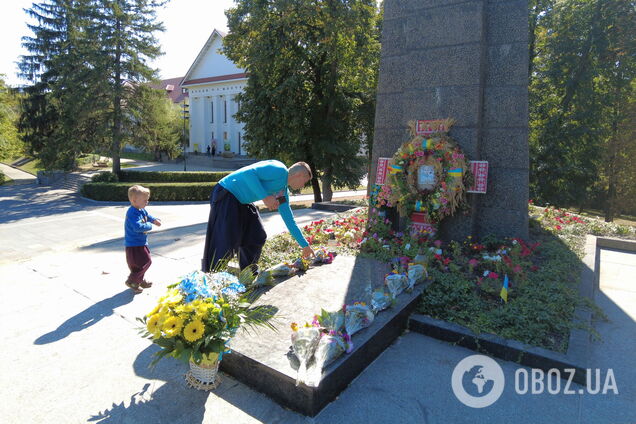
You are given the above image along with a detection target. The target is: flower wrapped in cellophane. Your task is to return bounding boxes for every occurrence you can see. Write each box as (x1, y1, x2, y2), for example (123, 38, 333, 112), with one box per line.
(290, 324, 322, 386)
(305, 331, 352, 387)
(137, 270, 276, 367)
(385, 272, 408, 299)
(344, 302, 375, 336)
(315, 308, 345, 333)
(291, 257, 311, 272)
(406, 263, 427, 290)
(268, 262, 296, 277)
(370, 288, 393, 313)
(313, 247, 335, 264)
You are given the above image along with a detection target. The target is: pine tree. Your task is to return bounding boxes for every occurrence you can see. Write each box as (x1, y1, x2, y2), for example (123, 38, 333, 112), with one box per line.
(87, 0, 166, 174)
(127, 84, 181, 160)
(19, 0, 94, 170)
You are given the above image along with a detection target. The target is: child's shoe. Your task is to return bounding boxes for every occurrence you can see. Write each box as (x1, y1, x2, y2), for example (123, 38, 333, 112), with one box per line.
(125, 279, 143, 294)
(140, 280, 153, 288)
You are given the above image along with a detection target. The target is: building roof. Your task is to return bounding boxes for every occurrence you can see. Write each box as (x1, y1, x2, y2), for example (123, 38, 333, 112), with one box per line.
(150, 77, 188, 103)
(182, 29, 247, 87)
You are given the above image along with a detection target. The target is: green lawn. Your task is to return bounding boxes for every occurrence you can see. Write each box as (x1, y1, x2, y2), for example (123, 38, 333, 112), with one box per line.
(3, 157, 44, 175)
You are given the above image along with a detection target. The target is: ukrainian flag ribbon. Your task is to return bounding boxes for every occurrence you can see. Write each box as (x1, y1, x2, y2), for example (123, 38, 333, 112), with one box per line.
(448, 167, 463, 177)
(388, 164, 403, 174)
(422, 139, 434, 150)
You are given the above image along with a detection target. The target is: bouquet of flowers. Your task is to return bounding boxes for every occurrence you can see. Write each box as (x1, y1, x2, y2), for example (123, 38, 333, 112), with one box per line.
(406, 263, 427, 290)
(344, 302, 375, 336)
(138, 270, 276, 367)
(315, 308, 345, 333)
(305, 331, 352, 387)
(290, 324, 322, 386)
(385, 272, 408, 299)
(370, 288, 393, 313)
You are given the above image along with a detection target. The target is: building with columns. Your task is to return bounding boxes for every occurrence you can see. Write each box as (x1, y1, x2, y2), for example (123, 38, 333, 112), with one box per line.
(181, 29, 247, 155)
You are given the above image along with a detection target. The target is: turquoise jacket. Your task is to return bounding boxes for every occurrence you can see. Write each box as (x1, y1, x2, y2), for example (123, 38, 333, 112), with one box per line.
(219, 160, 308, 247)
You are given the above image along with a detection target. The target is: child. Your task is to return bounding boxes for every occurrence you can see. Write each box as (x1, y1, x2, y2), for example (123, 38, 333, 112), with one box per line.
(124, 185, 161, 294)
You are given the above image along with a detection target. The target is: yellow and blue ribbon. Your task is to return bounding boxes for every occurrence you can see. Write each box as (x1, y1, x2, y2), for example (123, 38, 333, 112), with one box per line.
(448, 167, 463, 178)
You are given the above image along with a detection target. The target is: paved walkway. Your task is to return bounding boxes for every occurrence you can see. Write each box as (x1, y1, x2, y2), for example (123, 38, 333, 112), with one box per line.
(0, 162, 37, 185)
(0, 181, 633, 423)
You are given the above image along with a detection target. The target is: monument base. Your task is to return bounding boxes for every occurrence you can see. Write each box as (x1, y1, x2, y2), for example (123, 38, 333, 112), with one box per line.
(220, 255, 425, 416)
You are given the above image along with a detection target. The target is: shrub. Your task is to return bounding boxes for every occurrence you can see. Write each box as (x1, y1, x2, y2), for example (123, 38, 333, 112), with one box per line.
(0, 170, 5, 185)
(91, 171, 119, 182)
(118, 170, 229, 183)
(81, 182, 216, 201)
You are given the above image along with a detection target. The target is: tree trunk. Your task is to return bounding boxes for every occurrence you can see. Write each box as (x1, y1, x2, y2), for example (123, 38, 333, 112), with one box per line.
(111, 16, 123, 175)
(309, 162, 322, 203)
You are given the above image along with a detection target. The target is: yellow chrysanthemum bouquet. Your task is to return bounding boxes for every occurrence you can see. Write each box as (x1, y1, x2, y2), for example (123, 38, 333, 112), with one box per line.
(138, 270, 276, 367)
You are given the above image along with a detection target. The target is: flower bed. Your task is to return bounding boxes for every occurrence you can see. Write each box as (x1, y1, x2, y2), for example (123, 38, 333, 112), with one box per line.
(259, 204, 635, 353)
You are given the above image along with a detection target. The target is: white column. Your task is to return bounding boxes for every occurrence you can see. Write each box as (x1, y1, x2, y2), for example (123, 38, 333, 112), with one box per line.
(228, 94, 236, 154)
(203, 96, 211, 150)
(214, 95, 223, 152)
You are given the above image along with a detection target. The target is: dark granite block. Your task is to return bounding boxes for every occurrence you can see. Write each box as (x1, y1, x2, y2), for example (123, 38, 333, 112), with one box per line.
(403, 2, 484, 49)
(482, 127, 529, 169)
(476, 206, 529, 239)
(374, 92, 406, 129)
(384, 0, 476, 20)
(377, 53, 414, 93)
(486, 0, 528, 45)
(484, 86, 528, 128)
(220, 256, 425, 416)
(439, 207, 476, 242)
(380, 19, 408, 58)
(478, 167, 529, 210)
(408, 44, 482, 88)
(403, 86, 482, 128)
(448, 126, 479, 159)
(409, 314, 588, 385)
(486, 43, 529, 86)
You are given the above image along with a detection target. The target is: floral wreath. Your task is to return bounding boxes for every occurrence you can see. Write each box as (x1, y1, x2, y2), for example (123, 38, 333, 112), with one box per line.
(375, 119, 470, 227)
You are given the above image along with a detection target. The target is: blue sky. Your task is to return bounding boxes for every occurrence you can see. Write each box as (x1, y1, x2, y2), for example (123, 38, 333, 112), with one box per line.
(0, 0, 235, 86)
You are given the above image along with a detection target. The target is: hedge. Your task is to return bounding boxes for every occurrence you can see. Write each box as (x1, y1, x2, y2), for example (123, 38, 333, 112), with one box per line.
(81, 182, 216, 201)
(117, 170, 230, 183)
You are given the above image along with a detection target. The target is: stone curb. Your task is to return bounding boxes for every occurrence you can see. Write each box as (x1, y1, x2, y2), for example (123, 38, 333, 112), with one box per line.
(409, 235, 607, 385)
(311, 202, 361, 212)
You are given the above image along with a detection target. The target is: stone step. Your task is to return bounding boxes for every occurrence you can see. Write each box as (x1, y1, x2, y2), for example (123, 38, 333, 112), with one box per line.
(219, 255, 425, 416)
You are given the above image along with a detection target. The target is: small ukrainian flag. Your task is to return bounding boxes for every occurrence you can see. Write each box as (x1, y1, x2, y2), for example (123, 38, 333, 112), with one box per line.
(448, 167, 463, 177)
(500, 274, 509, 303)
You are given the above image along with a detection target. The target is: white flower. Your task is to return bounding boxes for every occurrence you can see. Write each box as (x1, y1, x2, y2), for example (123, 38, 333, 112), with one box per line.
(405, 243, 411, 250)
(483, 270, 490, 277)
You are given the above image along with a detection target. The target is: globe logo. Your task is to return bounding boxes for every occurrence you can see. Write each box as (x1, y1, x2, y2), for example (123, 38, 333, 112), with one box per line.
(451, 355, 505, 408)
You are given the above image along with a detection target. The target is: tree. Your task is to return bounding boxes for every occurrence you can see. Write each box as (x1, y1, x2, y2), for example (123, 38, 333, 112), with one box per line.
(224, 0, 381, 202)
(18, 0, 98, 170)
(127, 84, 182, 160)
(528, 0, 636, 220)
(18, 0, 166, 172)
(86, 0, 166, 174)
(0, 75, 23, 160)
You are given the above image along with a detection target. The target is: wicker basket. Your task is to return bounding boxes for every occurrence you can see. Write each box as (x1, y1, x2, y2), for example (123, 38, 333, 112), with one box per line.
(185, 354, 221, 390)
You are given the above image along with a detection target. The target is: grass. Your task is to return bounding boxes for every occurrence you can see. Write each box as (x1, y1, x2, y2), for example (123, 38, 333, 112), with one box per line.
(564, 207, 636, 227)
(120, 151, 156, 162)
(6, 157, 44, 175)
